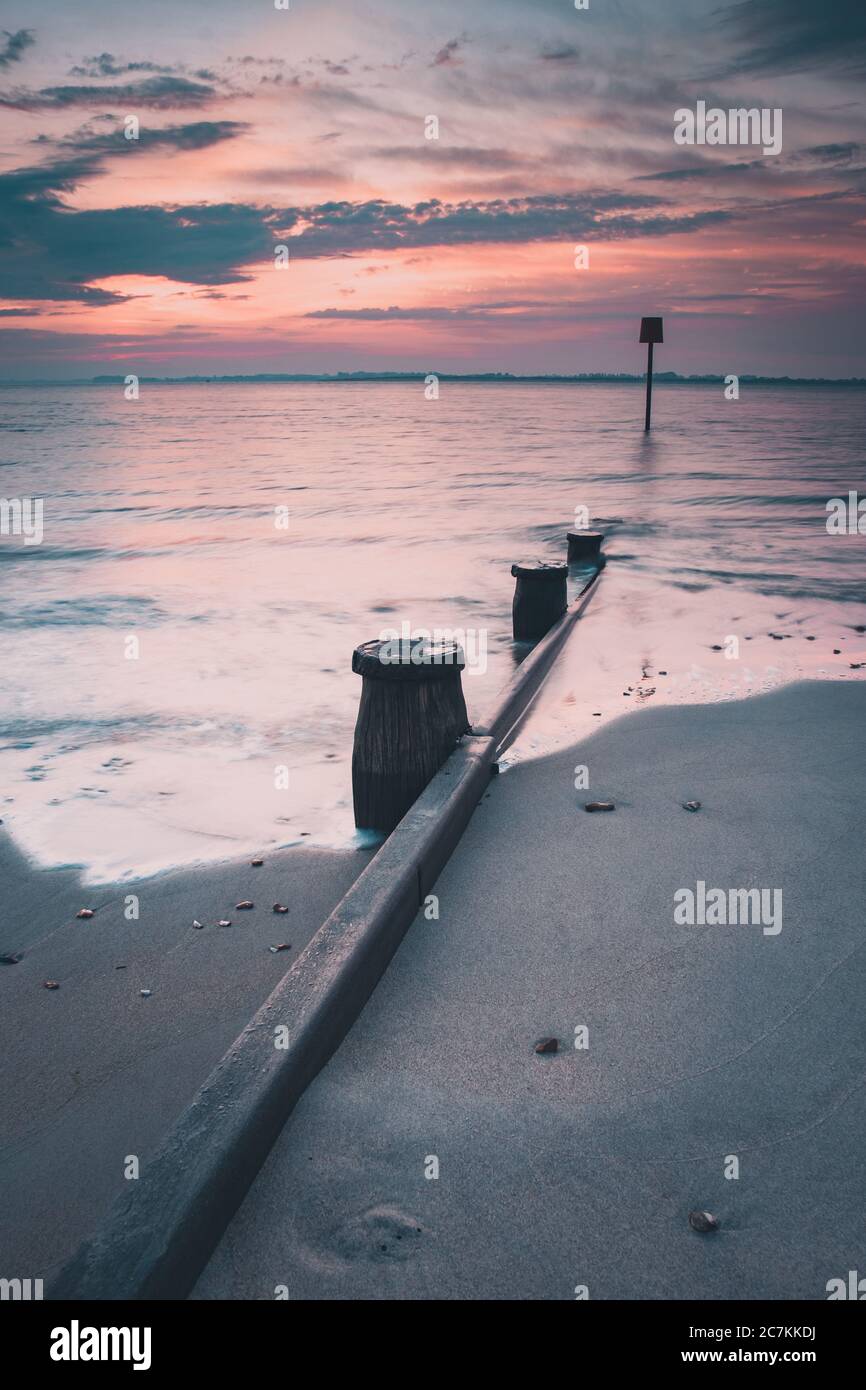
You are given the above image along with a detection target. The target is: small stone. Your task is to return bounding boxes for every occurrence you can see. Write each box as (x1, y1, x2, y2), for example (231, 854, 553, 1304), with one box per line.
(115, 964, 127, 969)
(192, 919, 204, 929)
(659, 669, 668, 675)
(689, 1210, 718, 1234)
(269, 943, 291, 953)
(251, 858, 264, 867)
(43, 980, 60, 990)
(834, 648, 841, 654)
(850, 663, 863, 670)
(272, 903, 289, 914)
(76, 908, 95, 919)
(0, 952, 23, 965)
(683, 800, 702, 812)
(710, 644, 723, 651)
(535, 1037, 559, 1055)
(585, 801, 615, 812)
(805, 635, 815, 641)
(218, 919, 232, 927)
(235, 900, 254, 910)
(139, 989, 152, 998)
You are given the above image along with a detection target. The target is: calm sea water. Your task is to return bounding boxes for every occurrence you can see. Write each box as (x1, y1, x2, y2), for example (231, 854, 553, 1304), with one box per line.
(1, 381, 864, 881)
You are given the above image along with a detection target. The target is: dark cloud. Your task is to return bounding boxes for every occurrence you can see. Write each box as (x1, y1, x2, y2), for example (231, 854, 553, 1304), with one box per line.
(431, 38, 463, 68)
(371, 145, 525, 170)
(306, 305, 469, 320)
(0, 28, 34, 69)
(69, 53, 175, 78)
(0, 149, 732, 308)
(638, 143, 866, 183)
(0, 156, 273, 303)
(798, 143, 865, 166)
(540, 44, 580, 63)
(1, 74, 219, 111)
(232, 165, 348, 186)
(718, 0, 866, 74)
(51, 119, 248, 155)
(636, 159, 763, 182)
(281, 191, 729, 260)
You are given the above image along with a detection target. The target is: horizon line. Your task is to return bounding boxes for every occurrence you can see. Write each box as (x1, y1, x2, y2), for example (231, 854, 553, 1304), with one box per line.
(2, 371, 866, 388)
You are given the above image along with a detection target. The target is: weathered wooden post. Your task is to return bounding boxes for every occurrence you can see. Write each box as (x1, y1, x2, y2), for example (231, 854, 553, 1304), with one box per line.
(566, 530, 604, 565)
(351, 637, 469, 833)
(510, 561, 567, 642)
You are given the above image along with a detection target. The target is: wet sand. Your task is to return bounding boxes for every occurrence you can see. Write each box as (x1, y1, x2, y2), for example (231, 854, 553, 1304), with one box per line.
(0, 835, 369, 1280)
(193, 681, 866, 1300)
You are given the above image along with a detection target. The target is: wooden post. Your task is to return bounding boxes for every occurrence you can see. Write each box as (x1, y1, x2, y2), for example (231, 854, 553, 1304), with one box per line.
(639, 316, 663, 431)
(510, 561, 567, 643)
(566, 530, 604, 565)
(351, 637, 469, 833)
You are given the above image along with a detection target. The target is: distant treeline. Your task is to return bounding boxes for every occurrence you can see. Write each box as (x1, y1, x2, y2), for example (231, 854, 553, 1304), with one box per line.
(4, 372, 866, 387)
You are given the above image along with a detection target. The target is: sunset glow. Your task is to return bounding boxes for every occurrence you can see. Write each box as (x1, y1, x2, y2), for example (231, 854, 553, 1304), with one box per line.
(2, 0, 865, 378)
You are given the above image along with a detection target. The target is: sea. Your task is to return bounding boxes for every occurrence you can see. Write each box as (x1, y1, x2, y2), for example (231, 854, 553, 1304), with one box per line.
(1, 380, 864, 881)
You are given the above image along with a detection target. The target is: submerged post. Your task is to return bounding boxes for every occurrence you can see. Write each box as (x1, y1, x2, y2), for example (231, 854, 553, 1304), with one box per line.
(351, 637, 469, 834)
(566, 530, 604, 565)
(510, 561, 567, 643)
(639, 316, 663, 431)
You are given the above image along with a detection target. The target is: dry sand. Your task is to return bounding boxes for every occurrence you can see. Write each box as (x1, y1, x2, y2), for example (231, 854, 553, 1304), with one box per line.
(193, 681, 866, 1300)
(0, 836, 368, 1280)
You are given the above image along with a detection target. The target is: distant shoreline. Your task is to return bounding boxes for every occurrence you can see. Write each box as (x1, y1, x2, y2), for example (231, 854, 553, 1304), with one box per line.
(2, 371, 866, 388)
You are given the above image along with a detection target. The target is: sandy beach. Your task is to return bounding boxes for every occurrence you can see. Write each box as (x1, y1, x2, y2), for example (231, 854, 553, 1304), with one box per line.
(0, 836, 370, 1280)
(192, 680, 866, 1300)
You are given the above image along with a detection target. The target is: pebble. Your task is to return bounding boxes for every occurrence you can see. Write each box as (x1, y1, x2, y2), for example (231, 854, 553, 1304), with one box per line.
(710, 644, 723, 651)
(834, 648, 841, 654)
(139, 989, 152, 998)
(534, 1037, 559, 1055)
(688, 1210, 718, 1234)
(192, 919, 204, 930)
(683, 800, 702, 812)
(272, 904, 289, 914)
(1, 952, 23, 965)
(76, 908, 95, 919)
(269, 943, 291, 953)
(218, 919, 232, 928)
(235, 900, 254, 910)
(43, 980, 60, 990)
(659, 669, 668, 675)
(251, 858, 264, 867)
(585, 801, 615, 812)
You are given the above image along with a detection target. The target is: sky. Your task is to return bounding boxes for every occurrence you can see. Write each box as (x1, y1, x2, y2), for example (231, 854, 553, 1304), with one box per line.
(0, 0, 865, 379)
